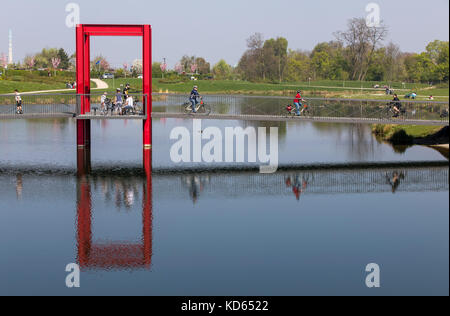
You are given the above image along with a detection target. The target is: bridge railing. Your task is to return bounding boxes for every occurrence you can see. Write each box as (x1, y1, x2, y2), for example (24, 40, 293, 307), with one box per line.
(152, 93, 449, 123)
(76, 93, 148, 118)
(0, 93, 77, 118)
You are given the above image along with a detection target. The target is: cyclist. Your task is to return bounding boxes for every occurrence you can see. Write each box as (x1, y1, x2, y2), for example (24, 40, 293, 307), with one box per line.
(189, 85, 200, 113)
(14, 90, 23, 114)
(391, 94, 402, 117)
(293, 90, 302, 116)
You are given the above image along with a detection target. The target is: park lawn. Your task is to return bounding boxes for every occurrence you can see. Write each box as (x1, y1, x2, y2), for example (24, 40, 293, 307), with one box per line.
(101, 78, 447, 101)
(372, 124, 444, 144)
(0, 80, 67, 94)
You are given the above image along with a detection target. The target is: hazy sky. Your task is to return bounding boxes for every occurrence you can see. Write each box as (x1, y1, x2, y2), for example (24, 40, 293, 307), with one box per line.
(0, 0, 448, 68)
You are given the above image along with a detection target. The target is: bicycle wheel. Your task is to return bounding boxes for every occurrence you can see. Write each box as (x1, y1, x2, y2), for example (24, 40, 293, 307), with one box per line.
(199, 103, 211, 115)
(182, 102, 192, 114)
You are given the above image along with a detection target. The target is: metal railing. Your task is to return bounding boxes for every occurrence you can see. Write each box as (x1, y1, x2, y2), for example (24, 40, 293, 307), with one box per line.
(152, 93, 450, 125)
(76, 93, 148, 119)
(0, 92, 448, 124)
(0, 93, 77, 118)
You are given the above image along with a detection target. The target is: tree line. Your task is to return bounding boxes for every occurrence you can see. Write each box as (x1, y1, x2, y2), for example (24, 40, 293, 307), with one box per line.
(3, 16, 448, 84)
(236, 18, 449, 84)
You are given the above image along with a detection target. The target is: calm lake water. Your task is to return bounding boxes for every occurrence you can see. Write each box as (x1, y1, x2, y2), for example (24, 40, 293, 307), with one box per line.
(0, 118, 448, 296)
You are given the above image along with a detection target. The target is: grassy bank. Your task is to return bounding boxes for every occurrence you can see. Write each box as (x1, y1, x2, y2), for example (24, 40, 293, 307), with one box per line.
(1, 74, 448, 101)
(0, 69, 75, 94)
(372, 124, 447, 145)
(101, 78, 449, 101)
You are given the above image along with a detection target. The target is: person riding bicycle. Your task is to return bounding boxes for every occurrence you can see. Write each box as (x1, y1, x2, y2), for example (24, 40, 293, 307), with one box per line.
(293, 90, 302, 116)
(189, 85, 201, 113)
(391, 94, 402, 117)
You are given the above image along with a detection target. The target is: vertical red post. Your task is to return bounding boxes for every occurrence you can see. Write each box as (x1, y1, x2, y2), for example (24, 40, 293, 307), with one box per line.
(142, 25, 152, 151)
(76, 24, 91, 148)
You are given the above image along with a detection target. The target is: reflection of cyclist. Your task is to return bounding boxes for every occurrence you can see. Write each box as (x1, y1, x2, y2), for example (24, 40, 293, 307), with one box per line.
(286, 175, 309, 201)
(386, 171, 405, 193)
(189, 86, 200, 113)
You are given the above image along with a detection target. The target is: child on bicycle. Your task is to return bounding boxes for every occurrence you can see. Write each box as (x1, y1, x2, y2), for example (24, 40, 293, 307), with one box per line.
(190, 86, 200, 113)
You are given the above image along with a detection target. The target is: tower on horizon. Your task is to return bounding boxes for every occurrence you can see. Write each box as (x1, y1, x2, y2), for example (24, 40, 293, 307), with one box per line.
(8, 29, 13, 65)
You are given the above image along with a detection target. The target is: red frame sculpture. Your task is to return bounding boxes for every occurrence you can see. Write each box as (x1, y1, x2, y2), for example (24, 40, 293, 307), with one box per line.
(76, 24, 152, 150)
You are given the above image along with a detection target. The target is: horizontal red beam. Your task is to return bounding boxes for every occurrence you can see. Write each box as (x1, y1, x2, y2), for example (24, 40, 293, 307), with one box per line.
(79, 24, 149, 36)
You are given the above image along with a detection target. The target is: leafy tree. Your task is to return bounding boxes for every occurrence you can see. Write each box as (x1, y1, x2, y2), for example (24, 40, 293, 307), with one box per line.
(213, 59, 232, 79)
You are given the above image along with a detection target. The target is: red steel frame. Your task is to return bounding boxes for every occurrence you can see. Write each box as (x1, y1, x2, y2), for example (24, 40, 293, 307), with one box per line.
(76, 24, 152, 150)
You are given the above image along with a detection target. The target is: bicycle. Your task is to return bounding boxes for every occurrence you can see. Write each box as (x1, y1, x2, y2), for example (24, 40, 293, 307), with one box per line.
(383, 102, 406, 119)
(284, 99, 312, 117)
(182, 97, 211, 115)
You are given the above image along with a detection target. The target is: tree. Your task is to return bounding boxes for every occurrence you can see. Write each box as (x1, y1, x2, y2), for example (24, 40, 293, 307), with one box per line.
(238, 33, 266, 81)
(57, 48, 70, 70)
(263, 37, 288, 82)
(213, 59, 232, 79)
(285, 50, 312, 82)
(179, 55, 210, 74)
(335, 18, 388, 81)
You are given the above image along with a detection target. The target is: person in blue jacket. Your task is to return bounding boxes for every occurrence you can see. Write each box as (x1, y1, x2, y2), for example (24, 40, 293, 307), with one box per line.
(189, 85, 200, 113)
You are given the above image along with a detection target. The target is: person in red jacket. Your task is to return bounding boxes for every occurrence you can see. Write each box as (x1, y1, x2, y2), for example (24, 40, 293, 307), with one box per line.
(294, 90, 302, 116)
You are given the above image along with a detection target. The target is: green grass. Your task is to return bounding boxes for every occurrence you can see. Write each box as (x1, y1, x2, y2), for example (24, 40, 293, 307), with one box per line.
(372, 124, 443, 144)
(2, 71, 448, 101)
(0, 69, 76, 94)
(0, 80, 67, 94)
(100, 78, 448, 101)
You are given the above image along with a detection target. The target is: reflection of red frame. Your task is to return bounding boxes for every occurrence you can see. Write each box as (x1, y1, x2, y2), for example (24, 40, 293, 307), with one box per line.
(75, 24, 152, 149)
(77, 152, 153, 269)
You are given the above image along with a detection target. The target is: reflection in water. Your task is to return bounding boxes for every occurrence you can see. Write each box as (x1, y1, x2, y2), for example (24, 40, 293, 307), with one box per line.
(75, 150, 153, 271)
(285, 174, 310, 201)
(182, 174, 210, 204)
(1, 161, 448, 271)
(15, 174, 23, 200)
(386, 171, 405, 193)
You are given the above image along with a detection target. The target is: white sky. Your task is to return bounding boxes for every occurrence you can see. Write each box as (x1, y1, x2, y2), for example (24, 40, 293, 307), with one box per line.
(0, 0, 448, 68)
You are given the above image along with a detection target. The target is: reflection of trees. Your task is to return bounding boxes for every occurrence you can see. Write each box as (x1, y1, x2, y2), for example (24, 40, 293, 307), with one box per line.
(348, 124, 375, 160)
(241, 120, 287, 140)
(310, 122, 375, 160)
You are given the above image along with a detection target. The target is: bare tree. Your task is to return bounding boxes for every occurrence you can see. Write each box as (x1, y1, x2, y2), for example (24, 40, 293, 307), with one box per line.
(335, 18, 388, 81)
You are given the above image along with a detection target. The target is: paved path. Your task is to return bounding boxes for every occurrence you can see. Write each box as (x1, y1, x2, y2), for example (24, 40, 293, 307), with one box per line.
(91, 79, 109, 89)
